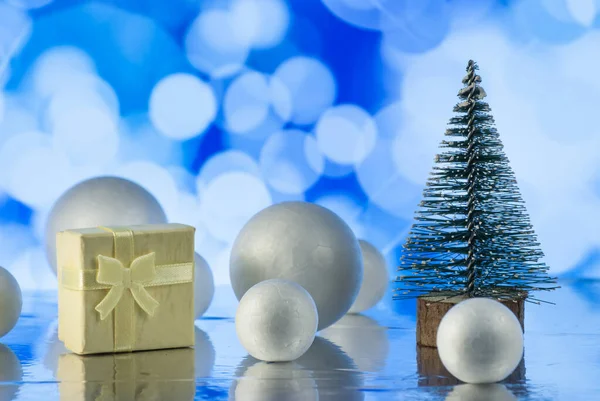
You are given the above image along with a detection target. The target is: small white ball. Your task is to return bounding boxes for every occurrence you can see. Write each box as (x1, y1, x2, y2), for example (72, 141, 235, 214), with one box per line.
(437, 298, 524, 384)
(45, 176, 167, 274)
(194, 253, 215, 319)
(230, 201, 362, 330)
(348, 240, 388, 314)
(0, 267, 21, 338)
(235, 279, 318, 362)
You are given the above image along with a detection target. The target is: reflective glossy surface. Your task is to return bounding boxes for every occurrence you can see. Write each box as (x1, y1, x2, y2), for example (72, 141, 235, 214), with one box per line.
(0, 280, 598, 400)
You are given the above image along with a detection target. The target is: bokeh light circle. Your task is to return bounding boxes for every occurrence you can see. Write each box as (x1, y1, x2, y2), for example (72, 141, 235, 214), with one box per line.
(224, 72, 270, 134)
(185, 9, 250, 78)
(229, 0, 290, 49)
(273, 57, 336, 125)
(356, 139, 422, 219)
(200, 171, 272, 243)
(197, 150, 261, 192)
(52, 107, 119, 166)
(149, 73, 217, 141)
(315, 104, 377, 165)
(259, 129, 325, 194)
(32, 47, 97, 99)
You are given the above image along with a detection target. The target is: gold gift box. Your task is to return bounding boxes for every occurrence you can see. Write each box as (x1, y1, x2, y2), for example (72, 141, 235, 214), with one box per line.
(57, 348, 195, 401)
(57, 224, 195, 355)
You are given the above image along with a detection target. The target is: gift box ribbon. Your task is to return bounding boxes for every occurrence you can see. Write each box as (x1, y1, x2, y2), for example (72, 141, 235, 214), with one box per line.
(60, 226, 193, 352)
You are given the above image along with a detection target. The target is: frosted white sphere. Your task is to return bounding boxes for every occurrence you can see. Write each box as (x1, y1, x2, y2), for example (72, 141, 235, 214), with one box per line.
(0, 266, 22, 338)
(194, 253, 215, 319)
(44, 177, 167, 274)
(230, 201, 362, 330)
(437, 298, 524, 384)
(446, 384, 517, 401)
(348, 240, 388, 314)
(235, 279, 318, 362)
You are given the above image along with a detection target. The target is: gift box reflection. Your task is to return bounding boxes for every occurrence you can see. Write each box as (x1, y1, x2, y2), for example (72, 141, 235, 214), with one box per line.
(57, 348, 195, 401)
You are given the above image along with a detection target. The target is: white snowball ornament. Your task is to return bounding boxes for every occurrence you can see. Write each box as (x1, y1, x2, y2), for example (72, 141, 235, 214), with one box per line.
(437, 298, 524, 384)
(45, 176, 167, 274)
(348, 240, 388, 314)
(235, 279, 318, 362)
(194, 253, 215, 319)
(0, 266, 22, 338)
(230, 201, 362, 330)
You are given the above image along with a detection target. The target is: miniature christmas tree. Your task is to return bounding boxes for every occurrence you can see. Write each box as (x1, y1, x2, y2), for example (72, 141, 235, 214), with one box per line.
(394, 60, 558, 307)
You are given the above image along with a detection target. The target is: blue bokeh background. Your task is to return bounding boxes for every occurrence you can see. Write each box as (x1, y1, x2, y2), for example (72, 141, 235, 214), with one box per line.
(1, 0, 600, 291)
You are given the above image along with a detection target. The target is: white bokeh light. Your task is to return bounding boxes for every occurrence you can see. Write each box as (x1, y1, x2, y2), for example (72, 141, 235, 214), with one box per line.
(321, 0, 388, 30)
(315, 104, 377, 165)
(51, 107, 119, 166)
(149, 73, 217, 141)
(44, 74, 119, 128)
(565, 0, 597, 27)
(224, 72, 270, 134)
(4, 142, 74, 209)
(272, 57, 337, 125)
(114, 161, 179, 222)
(229, 0, 290, 49)
(259, 129, 325, 194)
(314, 193, 364, 237)
(196, 150, 261, 193)
(31, 47, 97, 99)
(185, 9, 250, 78)
(0, 93, 4, 124)
(199, 171, 272, 243)
(356, 139, 422, 219)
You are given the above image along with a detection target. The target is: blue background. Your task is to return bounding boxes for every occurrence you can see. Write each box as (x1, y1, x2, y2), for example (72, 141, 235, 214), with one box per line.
(1, 0, 600, 291)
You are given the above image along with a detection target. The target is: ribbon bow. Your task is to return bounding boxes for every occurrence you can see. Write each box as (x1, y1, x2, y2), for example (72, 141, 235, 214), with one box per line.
(95, 252, 160, 320)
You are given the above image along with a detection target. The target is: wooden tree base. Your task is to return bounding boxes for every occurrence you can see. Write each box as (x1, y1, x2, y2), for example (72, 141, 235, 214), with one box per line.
(416, 344, 526, 386)
(417, 295, 525, 348)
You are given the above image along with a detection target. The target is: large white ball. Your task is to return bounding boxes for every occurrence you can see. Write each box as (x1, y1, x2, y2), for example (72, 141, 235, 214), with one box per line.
(0, 266, 22, 338)
(194, 253, 215, 319)
(348, 240, 388, 314)
(230, 201, 362, 330)
(44, 176, 167, 274)
(235, 279, 318, 362)
(437, 298, 524, 384)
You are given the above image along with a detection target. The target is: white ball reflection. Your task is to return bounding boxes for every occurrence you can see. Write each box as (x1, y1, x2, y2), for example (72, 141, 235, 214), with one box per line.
(195, 327, 216, 378)
(200, 171, 272, 243)
(259, 129, 324, 194)
(233, 336, 363, 401)
(319, 314, 389, 372)
(185, 9, 250, 78)
(0, 343, 22, 401)
(273, 57, 336, 125)
(232, 361, 318, 401)
(315, 104, 377, 165)
(229, 0, 290, 49)
(446, 384, 517, 401)
(149, 73, 217, 140)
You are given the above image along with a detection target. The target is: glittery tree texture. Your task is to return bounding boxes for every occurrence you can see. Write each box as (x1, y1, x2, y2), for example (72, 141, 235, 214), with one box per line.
(394, 60, 558, 304)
